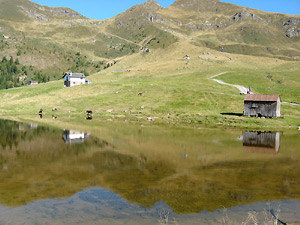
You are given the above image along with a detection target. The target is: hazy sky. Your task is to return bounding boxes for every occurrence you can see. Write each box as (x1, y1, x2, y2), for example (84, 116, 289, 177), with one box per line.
(30, 0, 300, 20)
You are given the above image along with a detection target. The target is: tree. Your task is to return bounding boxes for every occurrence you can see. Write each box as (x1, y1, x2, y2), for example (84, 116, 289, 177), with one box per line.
(9, 56, 13, 65)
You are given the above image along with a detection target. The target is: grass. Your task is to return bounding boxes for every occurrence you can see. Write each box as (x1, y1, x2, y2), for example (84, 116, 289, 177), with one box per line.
(0, 38, 300, 129)
(0, 0, 299, 129)
(0, 39, 299, 129)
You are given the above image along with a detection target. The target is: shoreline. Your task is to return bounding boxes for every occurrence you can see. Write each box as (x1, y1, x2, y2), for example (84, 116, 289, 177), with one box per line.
(1, 112, 299, 132)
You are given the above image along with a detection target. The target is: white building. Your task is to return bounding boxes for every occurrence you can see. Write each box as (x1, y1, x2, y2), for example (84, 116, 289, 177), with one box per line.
(63, 72, 86, 87)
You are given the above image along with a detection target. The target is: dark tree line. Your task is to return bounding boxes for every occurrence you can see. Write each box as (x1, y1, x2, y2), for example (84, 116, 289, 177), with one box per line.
(0, 56, 20, 89)
(0, 56, 49, 90)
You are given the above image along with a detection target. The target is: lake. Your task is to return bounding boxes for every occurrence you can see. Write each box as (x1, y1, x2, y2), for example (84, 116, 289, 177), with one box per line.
(0, 118, 299, 224)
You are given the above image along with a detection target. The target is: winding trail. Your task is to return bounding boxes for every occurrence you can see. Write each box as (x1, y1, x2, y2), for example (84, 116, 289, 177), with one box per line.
(209, 72, 248, 94)
(209, 72, 300, 106)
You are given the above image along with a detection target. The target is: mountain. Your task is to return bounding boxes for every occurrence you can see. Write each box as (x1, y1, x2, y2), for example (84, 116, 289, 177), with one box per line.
(107, 0, 177, 49)
(161, 0, 300, 59)
(0, 0, 299, 88)
(0, 0, 300, 129)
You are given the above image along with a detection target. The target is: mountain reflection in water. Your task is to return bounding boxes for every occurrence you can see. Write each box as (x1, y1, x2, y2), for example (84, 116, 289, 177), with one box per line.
(0, 119, 299, 224)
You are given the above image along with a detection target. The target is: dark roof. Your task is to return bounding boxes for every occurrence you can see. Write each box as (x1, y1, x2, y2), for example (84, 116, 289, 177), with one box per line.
(63, 73, 85, 79)
(70, 73, 85, 78)
(244, 94, 280, 102)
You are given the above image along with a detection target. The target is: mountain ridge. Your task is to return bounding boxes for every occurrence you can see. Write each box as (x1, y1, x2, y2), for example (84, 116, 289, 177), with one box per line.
(0, 0, 299, 129)
(0, 0, 299, 88)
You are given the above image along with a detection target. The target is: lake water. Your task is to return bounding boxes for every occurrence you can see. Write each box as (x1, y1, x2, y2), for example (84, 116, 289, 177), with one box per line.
(0, 118, 299, 224)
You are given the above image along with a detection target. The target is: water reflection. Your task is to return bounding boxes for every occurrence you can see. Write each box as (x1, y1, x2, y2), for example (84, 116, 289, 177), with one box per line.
(243, 131, 280, 154)
(63, 130, 91, 144)
(0, 119, 299, 224)
(86, 115, 93, 120)
(30, 123, 38, 129)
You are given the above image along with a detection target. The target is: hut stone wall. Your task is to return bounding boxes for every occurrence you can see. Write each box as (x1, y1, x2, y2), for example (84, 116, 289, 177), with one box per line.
(244, 98, 280, 118)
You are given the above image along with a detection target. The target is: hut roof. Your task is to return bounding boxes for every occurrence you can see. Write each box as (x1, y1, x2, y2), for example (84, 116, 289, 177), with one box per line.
(69, 73, 85, 78)
(63, 73, 85, 79)
(244, 94, 280, 102)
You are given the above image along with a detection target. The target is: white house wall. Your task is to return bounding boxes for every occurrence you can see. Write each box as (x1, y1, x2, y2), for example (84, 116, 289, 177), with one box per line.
(69, 78, 85, 87)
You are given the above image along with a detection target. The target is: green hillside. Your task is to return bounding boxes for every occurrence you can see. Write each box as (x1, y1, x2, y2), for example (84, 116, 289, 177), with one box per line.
(0, 0, 299, 128)
(1, 40, 300, 128)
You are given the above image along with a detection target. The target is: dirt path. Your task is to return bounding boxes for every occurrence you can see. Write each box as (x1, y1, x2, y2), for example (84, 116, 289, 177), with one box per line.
(209, 72, 248, 94)
(138, 35, 153, 47)
(100, 30, 142, 48)
(209, 72, 300, 106)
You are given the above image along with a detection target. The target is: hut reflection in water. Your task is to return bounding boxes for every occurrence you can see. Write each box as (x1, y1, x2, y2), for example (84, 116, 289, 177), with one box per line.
(243, 131, 280, 154)
(63, 130, 91, 144)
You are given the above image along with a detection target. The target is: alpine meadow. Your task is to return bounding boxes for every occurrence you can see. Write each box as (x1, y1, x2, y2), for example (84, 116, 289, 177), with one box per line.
(0, 0, 299, 128)
(1, 0, 300, 224)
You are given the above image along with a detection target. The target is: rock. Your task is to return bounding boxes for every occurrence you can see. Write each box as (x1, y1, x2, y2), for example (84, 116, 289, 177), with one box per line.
(286, 27, 300, 38)
(106, 109, 113, 113)
(232, 9, 260, 22)
(283, 19, 300, 26)
(19, 6, 50, 21)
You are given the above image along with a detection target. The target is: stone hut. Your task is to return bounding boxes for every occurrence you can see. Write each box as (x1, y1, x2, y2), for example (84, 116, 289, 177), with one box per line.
(63, 72, 85, 87)
(244, 94, 281, 118)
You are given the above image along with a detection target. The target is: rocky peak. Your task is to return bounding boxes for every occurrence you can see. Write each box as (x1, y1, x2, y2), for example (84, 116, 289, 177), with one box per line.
(232, 9, 261, 21)
(18, 0, 83, 22)
(171, 0, 220, 11)
(115, 0, 164, 25)
(141, 0, 162, 9)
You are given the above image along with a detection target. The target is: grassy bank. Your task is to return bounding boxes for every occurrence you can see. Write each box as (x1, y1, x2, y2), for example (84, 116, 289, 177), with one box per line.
(0, 41, 299, 129)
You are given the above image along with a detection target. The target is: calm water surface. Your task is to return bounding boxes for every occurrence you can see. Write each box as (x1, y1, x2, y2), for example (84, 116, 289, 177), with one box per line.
(0, 119, 299, 224)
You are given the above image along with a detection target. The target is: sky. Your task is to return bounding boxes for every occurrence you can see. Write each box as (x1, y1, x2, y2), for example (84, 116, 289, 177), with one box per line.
(30, 0, 300, 20)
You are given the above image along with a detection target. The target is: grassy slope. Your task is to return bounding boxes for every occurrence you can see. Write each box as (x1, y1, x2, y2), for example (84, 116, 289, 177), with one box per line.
(159, 3, 300, 60)
(0, 0, 299, 76)
(0, 38, 299, 129)
(0, 0, 299, 128)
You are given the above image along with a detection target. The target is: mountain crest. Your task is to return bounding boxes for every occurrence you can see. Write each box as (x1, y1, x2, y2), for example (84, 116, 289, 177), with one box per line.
(141, 0, 162, 8)
(171, 0, 228, 12)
